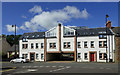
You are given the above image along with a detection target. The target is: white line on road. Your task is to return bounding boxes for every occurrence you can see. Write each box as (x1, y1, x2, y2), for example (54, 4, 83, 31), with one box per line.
(99, 67, 104, 69)
(52, 66, 56, 67)
(46, 66, 50, 67)
(33, 66, 38, 68)
(59, 66, 64, 67)
(39, 66, 43, 67)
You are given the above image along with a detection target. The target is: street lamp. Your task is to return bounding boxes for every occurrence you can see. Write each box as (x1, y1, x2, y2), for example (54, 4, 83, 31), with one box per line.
(12, 25, 17, 58)
(105, 14, 109, 62)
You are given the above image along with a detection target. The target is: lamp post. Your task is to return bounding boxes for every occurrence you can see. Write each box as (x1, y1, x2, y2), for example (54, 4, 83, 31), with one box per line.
(12, 25, 17, 58)
(106, 14, 109, 62)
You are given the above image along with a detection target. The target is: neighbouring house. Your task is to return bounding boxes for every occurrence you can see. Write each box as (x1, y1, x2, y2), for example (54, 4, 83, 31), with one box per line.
(0, 37, 11, 58)
(19, 21, 115, 62)
(111, 27, 120, 63)
(7, 45, 19, 59)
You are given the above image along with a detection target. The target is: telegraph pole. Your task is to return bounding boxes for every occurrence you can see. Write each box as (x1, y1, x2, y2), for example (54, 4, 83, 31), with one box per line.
(12, 25, 17, 58)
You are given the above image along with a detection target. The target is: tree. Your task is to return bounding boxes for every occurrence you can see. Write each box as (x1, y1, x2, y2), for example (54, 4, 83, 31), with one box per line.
(6, 35, 22, 46)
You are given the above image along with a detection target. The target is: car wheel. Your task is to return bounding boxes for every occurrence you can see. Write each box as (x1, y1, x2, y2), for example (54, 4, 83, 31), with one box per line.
(11, 61, 14, 63)
(21, 61, 24, 63)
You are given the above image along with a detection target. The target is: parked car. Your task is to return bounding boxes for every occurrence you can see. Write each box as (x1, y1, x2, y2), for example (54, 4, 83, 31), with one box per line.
(10, 57, 29, 63)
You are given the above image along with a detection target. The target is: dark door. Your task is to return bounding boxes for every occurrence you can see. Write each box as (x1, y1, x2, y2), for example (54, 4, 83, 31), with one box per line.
(30, 53, 35, 61)
(90, 53, 94, 62)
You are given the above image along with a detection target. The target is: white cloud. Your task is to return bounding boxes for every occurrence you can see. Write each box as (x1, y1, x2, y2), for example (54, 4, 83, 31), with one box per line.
(20, 6, 89, 32)
(29, 5, 42, 14)
(6, 24, 19, 32)
(22, 15, 27, 18)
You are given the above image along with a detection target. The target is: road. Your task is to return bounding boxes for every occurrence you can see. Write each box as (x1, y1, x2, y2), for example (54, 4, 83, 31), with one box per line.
(1, 61, 118, 75)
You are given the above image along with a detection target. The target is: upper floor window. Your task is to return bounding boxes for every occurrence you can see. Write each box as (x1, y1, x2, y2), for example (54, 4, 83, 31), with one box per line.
(31, 43, 34, 49)
(99, 35, 107, 39)
(63, 27, 75, 36)
(41, 43, 44, 49)
(22, 38, 28, 42)
(99, 41, 107, 48)
(77, 42, 81, 48)
(49, 43, 56, 49)
(36, 43, 38, 49)
(103, 41, 107, 47)
(46, 28, 56, 37)
(64, 42, 71, 48)
(22, 44, 28, 49)
(84, 41, 88, 48)
(91, 41, 94, 48)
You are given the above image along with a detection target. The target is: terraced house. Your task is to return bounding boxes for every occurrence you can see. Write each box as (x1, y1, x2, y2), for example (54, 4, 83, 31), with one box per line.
(19, 21, 115, 62)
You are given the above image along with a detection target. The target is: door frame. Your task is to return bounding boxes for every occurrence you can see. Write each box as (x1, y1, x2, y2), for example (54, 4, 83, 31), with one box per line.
(29, 52, 35, 62)
(89, 51, 97, 62)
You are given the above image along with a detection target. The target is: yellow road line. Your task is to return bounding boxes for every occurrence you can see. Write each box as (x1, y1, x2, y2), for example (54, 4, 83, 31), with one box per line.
(0, 67, 16, 72)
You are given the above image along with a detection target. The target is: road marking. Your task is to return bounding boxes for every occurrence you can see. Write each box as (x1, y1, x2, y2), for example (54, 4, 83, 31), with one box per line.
(99, 67, 104, 69)
(49, 66, 71, 72)
(40, 66, 43, 67)
(0, 67, 16, 72)
(46, 66, 50, 67)
(52, 66, 56, 67)
(28, 69, 38, 72)
(59, 66, 64, 67)
(33, 66, 38, 68)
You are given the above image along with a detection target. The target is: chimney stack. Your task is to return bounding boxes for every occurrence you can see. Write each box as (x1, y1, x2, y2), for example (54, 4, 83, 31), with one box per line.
(106, 20, 111, 29)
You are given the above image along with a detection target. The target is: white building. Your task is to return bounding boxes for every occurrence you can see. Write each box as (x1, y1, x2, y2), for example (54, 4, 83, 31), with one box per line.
(19, 22, 115, 62)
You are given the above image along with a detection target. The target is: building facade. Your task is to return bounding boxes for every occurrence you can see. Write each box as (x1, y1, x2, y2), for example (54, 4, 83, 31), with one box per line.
(19, 23, 115, 62)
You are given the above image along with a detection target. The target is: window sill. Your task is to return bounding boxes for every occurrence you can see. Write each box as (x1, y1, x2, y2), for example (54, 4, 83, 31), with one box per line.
(84, 47, 88, 48)
(50, 48, 56, 49)
(78, 47, 81, 48)
(64, 47, 71, 49)
(91, 46, 94, 48)
(99, 47, 107, 48)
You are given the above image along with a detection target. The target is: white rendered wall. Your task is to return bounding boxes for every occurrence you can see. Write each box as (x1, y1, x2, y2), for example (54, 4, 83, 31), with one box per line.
(19, 39, 44, 61)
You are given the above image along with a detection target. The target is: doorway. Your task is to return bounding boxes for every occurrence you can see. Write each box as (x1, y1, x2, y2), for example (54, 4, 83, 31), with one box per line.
(30, 53, 35, 61)
(89, 52, 97, 62)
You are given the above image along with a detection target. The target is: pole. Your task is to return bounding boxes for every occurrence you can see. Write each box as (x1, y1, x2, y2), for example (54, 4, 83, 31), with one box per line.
(106, 16, 108, 63)
(15, 25, 17, 58)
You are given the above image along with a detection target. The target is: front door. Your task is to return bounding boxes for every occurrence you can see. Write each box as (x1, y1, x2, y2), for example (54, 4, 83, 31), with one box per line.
(90, 53, 94, 62)
(30, 53, 35, 61)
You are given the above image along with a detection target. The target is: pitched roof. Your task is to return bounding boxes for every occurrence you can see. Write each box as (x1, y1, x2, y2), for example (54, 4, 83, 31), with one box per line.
(19, 32, 45, 40)
(111, 27, 120, 37)
(76, 27, 114, 36)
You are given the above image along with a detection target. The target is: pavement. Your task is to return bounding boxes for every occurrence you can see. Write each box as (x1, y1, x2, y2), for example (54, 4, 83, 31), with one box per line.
(1, 61, 119, 75)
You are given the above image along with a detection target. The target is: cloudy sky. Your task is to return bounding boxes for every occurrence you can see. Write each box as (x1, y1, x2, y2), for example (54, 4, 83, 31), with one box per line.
(2, 2, 118, 35)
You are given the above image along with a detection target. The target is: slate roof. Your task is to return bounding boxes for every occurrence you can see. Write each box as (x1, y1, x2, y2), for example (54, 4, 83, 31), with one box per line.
(76, 27, 114, 36)
(19, 32, 45, 40)
(19, 27, 114, 40)
(111, 27, 120, 37)
(8, 45, 19, 52)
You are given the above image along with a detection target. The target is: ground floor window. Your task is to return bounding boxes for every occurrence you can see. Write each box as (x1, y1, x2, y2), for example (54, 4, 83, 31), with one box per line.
(41, 54, 44, 60)
(78, 53, 81, 59)
(99, 53, 103, 59)
(99, 53, 107, 60)
(36, 54, 39, 59)
(84, 53, 88, 60)
(22, 54, 28, 59)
